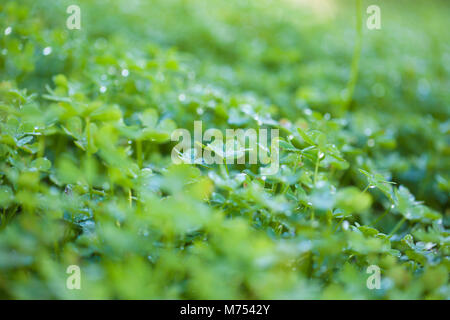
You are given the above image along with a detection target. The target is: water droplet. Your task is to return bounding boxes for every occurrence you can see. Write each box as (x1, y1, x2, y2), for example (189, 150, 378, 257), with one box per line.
(288, 135, 294, 140)
(304, 108, 312, 116)
(99, 86, 107, 93)
(391, 204, 395, 209)
(369, 185, 376, 189)
(43, 47, 52, 56)
(121, 69, 129, 77)
(318, 152, 325, 159)
(196, 107, 204, 115)
(4, 27, 12, 36)
(261, 176, 267, 181)
(342, 220, 349, 230)
(178, 94, 186, 102)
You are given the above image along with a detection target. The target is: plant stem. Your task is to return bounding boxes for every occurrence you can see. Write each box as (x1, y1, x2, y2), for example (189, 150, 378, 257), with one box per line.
(388, 217, 406, 238)
(281, 183, 290, 194)
(128, 188, 133, 207)
(86, 117, 91, 155)
(225, 164, 230, 177)
(85, 117, 93, 199)
(38, 134, 45, 158)
(136, 139, 143, 168)
(314, 149, 320, 186)
(362, 184, 370, 193)
(371, 206, 391, 226)
(343, 0, 363, 112)
(334, 217, 345, 232)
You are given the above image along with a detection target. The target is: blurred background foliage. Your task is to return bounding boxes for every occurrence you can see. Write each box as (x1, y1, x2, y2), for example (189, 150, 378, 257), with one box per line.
(0, 0, 448, 299)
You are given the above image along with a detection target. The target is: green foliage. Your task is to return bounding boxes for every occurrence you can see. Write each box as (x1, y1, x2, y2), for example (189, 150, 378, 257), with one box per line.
(0, 0, 448, 299)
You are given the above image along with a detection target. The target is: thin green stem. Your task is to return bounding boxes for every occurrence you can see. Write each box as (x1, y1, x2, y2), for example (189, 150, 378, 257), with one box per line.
(343, 0, 363, 112)
(388, 217, 406, 238)
(85, 117, 93, 199)
(224, 163, 229, 176)
(85, 117, 91, 155)
(314, 150, 320, 186)
(38, 134, 45, 158)
(371, 206, 391, 226)
(136, 139, 143, 169)
(334, 217, 345, 232)
(128, 188, 133, 207)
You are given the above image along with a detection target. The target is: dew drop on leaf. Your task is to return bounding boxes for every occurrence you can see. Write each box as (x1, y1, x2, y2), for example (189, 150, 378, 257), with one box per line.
(42, 47, 52, 56)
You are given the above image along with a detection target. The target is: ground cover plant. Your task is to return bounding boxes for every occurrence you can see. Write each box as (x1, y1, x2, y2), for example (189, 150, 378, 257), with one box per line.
(0, 0, 448, 299)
